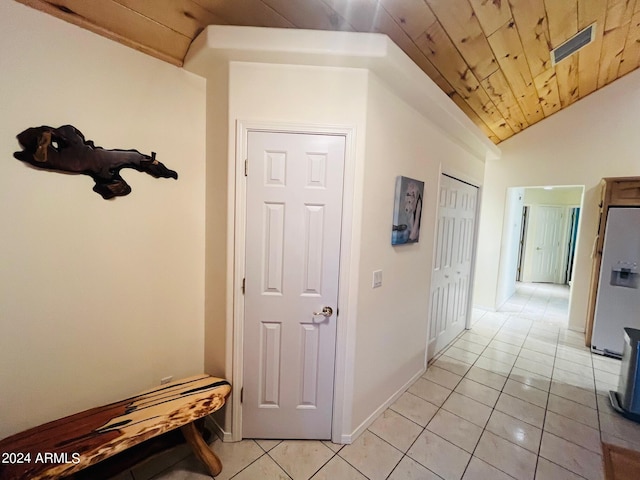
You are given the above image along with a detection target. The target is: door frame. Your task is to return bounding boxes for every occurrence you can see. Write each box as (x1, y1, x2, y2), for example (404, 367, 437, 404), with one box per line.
(231, 120, 357, 443)
(516, 206, 529, 282)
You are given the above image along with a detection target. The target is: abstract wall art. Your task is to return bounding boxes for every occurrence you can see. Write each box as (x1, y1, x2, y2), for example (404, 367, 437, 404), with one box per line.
(13, 125, 178, 199)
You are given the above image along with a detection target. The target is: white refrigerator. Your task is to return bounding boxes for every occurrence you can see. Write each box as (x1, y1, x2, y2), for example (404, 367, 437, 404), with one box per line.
(592, 207, 640, 357)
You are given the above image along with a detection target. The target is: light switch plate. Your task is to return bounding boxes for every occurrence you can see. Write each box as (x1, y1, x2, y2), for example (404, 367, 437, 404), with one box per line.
(373, 270, 383, 288)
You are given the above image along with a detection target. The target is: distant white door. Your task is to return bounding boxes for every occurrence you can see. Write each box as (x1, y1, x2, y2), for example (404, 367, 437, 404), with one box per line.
(524, 206, 566, 283)
(243, 131, 345, 439)
(428, 175, 478, 359)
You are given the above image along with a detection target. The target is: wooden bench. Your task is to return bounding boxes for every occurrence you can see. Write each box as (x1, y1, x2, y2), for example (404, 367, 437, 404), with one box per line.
(0, 374, 231, 479)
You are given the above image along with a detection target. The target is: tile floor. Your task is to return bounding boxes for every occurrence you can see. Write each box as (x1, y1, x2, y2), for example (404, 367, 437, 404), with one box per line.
(112, 282, 640, 480)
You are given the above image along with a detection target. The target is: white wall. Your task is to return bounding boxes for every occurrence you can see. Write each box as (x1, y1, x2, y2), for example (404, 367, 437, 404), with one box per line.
(226, 61, 485, 440)
(474, 67, 640, 330)
(523, 187, 583, 206)
(228, 61, 368, 439)
(203, 63, 231, 433)
(0, 2, 207, 439)
(352, 74, 485, 433)
(494, 187, 525, 307)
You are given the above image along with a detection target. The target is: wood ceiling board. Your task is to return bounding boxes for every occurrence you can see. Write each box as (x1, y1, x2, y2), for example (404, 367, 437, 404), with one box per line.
(509, 0, 553, 78)
(488, 21, 545, 125)
(262, 0, 352, 31)
(113, 0, 228, 38)
(192, 0, 294, 28)
(596, 0, 636, 87)
(50, 0, 192, 58)
(598, 21, 630, 87)
(378, 0, 437, 41)
(321, 0, 382, 32)
(17, 0, 189, 65)
(578, 0, 607, 97)
(463, 87, 515, 142)
(432, 74, 456, 96)
(544, 0, 579, 47)
(416, 22, 501, 119)
(533, 68, 562, 117)
(326, 0, 448, 83)
(468, 0, 513, 36)
(425, 0, 499, 80)
(450, 92, 501, 144)
(417, 22, 479, 97)
(545, 1, 579, 108)
(480, 70, 528, 133)
(416, 21, 512, 139)
(555, 56, 579, 107)
(604, 0, 637, 29)
(619, 11, 640, 76)
(396, 38, 458, 93)
(340, 0, 447, 89)
(363, 5, 440, 77)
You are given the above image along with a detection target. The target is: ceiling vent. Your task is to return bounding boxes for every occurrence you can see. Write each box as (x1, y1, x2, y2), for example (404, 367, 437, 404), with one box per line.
(551, 23, 596, 65)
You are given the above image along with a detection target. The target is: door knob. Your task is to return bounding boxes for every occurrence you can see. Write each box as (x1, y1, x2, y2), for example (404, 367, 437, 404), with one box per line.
(313, 306, 333, 317)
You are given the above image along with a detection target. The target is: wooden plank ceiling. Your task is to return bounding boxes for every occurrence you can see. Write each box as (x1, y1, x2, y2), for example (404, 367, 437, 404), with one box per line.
(18, 0, 640, 144)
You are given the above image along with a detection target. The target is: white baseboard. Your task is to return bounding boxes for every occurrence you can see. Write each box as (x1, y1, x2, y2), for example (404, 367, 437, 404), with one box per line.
(339, 367, 425, 444)
(206, 415, 234, 442)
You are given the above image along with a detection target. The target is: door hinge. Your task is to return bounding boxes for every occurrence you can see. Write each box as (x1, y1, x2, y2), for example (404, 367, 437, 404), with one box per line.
(240, 387, 243, 403)
(244, 159, 248, 176)
(242, 278, 246, 295)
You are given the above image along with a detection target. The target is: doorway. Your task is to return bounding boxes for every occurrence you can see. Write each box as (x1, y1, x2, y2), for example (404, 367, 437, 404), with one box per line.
(503, 185, 584, 317)
(242, 130, 346, 439)
(564, 207, 580, 284)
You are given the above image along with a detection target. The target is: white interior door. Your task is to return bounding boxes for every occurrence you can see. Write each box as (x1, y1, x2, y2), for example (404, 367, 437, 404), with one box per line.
(428, 175, 478, 359)
(523, 206, 567, 283)
(243, 131, 345, 439)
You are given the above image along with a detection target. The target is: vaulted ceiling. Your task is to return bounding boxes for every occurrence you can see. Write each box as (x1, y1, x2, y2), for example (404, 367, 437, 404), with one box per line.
(18, 0, 640, 144)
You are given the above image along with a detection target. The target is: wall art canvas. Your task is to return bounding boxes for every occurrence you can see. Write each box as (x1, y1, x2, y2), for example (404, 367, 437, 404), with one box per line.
(391, 175, 424, 245)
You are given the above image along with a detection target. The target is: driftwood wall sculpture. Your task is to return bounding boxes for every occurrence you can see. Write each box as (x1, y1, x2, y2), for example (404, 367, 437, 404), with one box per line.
(14, 125, 178, 199)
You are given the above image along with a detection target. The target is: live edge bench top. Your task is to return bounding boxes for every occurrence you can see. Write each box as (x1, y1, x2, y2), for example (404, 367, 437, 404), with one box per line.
(0, 374, 231, 480)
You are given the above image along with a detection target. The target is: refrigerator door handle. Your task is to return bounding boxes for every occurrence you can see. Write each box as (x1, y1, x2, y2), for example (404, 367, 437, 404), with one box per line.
(591, 234, 599, 259)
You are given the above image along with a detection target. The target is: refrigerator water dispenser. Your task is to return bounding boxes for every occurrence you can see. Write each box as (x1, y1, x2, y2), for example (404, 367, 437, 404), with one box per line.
(610, 262, 639, 289)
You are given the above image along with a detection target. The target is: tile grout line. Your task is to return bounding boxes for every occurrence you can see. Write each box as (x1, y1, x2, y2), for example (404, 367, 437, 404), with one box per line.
(461, 310, 536, 480)
(531, 322, 560, 480)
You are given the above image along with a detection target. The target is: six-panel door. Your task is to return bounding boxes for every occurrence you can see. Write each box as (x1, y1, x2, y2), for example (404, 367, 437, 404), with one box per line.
(428, 175, 478, 359)
(243, 131, 346, 439)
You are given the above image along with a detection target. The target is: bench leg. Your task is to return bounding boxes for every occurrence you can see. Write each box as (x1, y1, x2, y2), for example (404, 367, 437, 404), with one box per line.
(180, 422, 223, 477)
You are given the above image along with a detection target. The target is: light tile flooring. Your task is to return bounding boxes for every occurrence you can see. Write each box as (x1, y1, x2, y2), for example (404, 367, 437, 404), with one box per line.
(114, 282, 640, 480)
